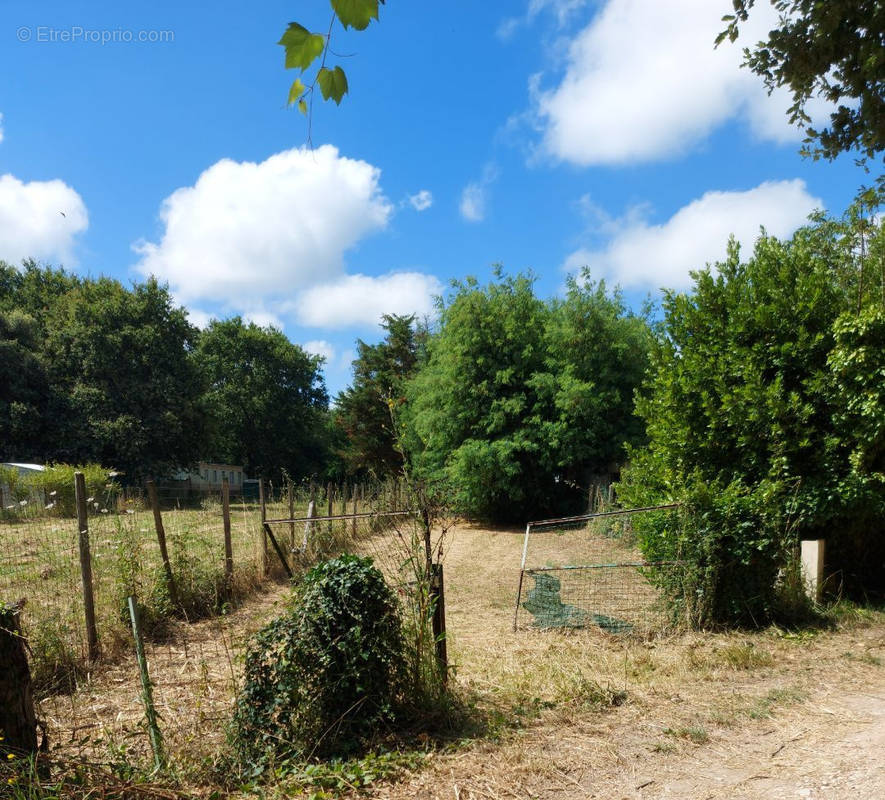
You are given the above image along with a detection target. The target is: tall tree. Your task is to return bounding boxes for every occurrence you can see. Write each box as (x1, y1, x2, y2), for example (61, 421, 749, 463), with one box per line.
(531, 274, 653, 489)
(333, 314, 424, 477)
(196, 317, 329, 479)
(45, 277, 208, 480)
(405, 272, 651, 521)
(0, 309, 53, 462)
(719, 1, 885, 162)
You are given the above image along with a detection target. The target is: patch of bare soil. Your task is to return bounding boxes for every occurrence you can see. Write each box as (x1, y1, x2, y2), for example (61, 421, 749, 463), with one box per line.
(36, 523, 885, 800)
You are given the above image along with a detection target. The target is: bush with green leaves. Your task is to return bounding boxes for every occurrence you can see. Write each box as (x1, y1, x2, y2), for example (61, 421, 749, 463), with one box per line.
(619, 204, 885, 623)
(28, 463, 117, 516)
(232, 555, 404, 762)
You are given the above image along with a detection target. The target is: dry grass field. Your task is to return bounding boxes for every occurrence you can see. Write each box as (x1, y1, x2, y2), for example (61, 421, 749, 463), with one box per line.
(33, 522, 885, 799)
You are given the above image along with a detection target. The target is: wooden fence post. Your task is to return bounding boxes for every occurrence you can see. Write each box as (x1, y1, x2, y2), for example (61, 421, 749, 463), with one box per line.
(258, 478, 268, 577)
(302, 500, 316, 551)
(74, 471, 99, 661)
(326, 481, 333, 537)
(145, 480, 179, 609)
(351, 484, 358, 538)
(287, 479, 295, 550)
(222, 478, 233, 589)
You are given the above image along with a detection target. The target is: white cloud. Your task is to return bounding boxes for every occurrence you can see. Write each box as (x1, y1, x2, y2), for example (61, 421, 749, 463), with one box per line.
(408, 189, 433, 211)
(295, 272, 442, 328)
(186, 307, 213, 329)
(536, 0, 826, 165)
(498, 1, 590, 39)
(134, 145, 393, 308)
(0, 174, 88, 265)
(459, 164, 499, 223)
(302, 339, 336, 362)
(564, 180, 822, 290)
(459, 183, 486, 222)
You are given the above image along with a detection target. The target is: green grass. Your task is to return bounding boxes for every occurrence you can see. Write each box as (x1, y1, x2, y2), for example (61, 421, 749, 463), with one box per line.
(0, 502, 272, 695)
(663, 725, 709, 744)
(0, 486, 404, 697)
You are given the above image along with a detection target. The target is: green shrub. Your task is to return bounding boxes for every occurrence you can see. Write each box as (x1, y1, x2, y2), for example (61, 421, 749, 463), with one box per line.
(632, 480, 808, 627)
(620, 208, 885, 622)
(232, 555, 404, 762)
(26, 463, 117, 516)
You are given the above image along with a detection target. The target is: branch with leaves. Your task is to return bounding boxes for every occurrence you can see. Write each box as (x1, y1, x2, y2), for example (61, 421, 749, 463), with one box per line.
(717, 0, 885, 164)
(279, 0, 384, 137)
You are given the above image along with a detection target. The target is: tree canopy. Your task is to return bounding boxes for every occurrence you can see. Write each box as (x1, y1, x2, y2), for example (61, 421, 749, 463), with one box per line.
(333, 314, 424, 477)
(0, 262, 332, 484)
(719, 0, 885, 162)
(197, 317, 329, 479)
(404, 271, 652, 521)
(1, 263, 209, 478)
(43, 276, 208, 480)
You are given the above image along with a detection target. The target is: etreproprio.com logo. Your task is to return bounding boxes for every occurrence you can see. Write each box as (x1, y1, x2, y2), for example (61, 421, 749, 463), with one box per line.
(17, 26, 174, 44)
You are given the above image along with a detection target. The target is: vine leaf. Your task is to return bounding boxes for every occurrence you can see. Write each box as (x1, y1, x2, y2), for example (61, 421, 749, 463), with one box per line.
(331, 0, 380, 31)
(278, 22, 325, 72)
(317, 66, 349, 105)
(287, 78, 307, 107)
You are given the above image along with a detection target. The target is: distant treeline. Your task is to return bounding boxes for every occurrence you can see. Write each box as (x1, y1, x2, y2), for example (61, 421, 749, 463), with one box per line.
(0, 261, 328, 482)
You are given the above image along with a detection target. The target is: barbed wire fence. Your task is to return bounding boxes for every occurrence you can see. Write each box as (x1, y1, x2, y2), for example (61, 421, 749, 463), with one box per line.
(513, 504, 684, 636)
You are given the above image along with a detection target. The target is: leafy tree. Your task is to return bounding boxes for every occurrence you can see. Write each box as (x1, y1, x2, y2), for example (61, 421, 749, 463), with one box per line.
(196, 317, 329, 479)
(0, 309, 52, 462)
(333, 314, 424, 477)
(406, 271, 651, 522)
(44, 277, 208, 480)
(719, 1, 885, 162)
(532, 274, 652, 491)
(406, 274, 549, 521)
(619, 207, 885, 618)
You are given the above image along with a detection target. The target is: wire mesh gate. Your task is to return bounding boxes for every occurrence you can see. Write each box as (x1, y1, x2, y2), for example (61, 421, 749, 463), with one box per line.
(513, 504, 682, 635)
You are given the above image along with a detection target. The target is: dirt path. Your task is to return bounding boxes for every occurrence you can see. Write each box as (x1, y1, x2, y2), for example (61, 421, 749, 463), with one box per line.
(36, 523, 885, 799)
(602, 684, 885, 800)
(375, 646, 885, 800)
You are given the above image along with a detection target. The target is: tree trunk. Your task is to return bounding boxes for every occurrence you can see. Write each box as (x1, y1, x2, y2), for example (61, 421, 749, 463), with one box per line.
(0, 603, 38, 756)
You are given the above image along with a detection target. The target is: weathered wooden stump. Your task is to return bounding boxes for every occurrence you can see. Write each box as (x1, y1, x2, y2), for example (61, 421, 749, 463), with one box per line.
(0, 602, 38, 757)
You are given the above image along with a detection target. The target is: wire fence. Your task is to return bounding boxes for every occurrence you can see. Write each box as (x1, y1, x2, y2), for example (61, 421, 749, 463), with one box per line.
(0, 474, 406, 695)
(513, 504, 683, 635)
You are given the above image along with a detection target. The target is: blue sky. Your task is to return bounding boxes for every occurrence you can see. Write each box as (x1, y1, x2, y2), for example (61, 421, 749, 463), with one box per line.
(0, 0, 869, 396)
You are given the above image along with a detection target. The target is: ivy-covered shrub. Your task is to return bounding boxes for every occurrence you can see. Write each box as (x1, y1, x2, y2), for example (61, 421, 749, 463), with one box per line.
(232, 555, 404, 762)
